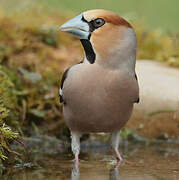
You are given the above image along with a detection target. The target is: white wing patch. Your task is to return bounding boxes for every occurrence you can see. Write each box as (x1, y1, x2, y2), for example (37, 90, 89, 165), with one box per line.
(59, 88, 63, 97)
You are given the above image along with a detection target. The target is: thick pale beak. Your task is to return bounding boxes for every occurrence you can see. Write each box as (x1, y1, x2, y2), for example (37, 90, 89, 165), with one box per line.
(59, 14, 90, 39)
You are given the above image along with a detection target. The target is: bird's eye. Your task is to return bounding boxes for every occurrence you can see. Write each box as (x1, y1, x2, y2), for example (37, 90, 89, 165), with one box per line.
(92, 18, 105, 28)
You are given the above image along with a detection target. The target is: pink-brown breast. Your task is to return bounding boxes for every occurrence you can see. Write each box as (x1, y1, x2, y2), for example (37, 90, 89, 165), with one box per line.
(62, 63, 138, 133)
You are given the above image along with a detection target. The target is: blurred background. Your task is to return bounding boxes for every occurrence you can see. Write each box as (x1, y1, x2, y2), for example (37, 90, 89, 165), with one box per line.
(1, 0, 179, 32)
(0, 0, 179, 175)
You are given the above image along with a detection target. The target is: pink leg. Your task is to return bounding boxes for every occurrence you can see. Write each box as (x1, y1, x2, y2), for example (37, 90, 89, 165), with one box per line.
(71, 132, 81, 167)
(111, 131, 123, 164)
(75, 153, 79, 167)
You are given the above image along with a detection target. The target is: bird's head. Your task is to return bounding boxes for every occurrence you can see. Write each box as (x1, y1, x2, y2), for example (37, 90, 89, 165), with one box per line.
(60, 9, 137, 69)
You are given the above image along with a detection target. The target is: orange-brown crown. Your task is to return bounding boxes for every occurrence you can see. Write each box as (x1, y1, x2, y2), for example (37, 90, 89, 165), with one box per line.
(84, 9, 132, 28)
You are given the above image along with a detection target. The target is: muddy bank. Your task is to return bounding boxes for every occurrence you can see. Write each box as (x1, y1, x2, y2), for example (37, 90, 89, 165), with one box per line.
(129, 60, 179, 138)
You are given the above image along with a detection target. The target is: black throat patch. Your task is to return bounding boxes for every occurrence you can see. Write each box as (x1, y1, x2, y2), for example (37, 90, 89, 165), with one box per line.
(80, 39, 96, 64)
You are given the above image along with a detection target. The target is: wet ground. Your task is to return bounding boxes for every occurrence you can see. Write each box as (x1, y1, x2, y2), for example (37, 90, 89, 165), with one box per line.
(2, 143, 179, 180)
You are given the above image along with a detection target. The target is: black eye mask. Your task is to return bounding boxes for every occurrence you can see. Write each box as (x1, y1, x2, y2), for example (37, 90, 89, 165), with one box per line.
(81, 16, 105, 33)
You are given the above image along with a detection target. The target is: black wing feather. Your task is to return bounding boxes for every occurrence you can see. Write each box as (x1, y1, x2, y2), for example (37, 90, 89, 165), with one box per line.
(135, 73, 140, 103)
(59, 67, 70, 103)
(59, 61, 83, 103)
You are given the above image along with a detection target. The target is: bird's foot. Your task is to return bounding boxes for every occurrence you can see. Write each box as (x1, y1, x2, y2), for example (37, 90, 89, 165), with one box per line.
(115, 149, 123, 162)
(114, 149, 123, 168)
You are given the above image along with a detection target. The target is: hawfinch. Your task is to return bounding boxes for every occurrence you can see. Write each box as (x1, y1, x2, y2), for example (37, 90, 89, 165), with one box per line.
(59, 9, 139, 165)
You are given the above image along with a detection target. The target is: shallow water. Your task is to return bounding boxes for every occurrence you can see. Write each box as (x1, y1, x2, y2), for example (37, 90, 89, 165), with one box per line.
(2, 143, 179, 180)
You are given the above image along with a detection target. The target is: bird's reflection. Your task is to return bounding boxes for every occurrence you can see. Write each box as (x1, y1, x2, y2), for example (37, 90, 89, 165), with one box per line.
(109, 167, 120, 180)
(71, 165, 80, 180)
(71, 163, 120, 180)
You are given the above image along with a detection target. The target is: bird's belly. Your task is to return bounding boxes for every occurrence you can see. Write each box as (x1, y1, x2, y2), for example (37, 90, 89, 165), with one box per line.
(63, 88, 133, 133)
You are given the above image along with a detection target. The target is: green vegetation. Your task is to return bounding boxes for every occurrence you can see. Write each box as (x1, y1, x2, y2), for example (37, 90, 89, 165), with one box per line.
(0, 12, 70, 166)
(135, 22, 179, 67)
(0, 0, 179, 170)
(0, 66, 19, 160)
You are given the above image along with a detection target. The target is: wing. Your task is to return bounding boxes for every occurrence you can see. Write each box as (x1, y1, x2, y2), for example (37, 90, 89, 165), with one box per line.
(59, 67, 71, 103)
(135, 73, 140, 103)
(59, 61, 83, 104)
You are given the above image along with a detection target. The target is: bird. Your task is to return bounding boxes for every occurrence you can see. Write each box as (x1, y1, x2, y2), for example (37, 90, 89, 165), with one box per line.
(59, 9, 139, 165)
